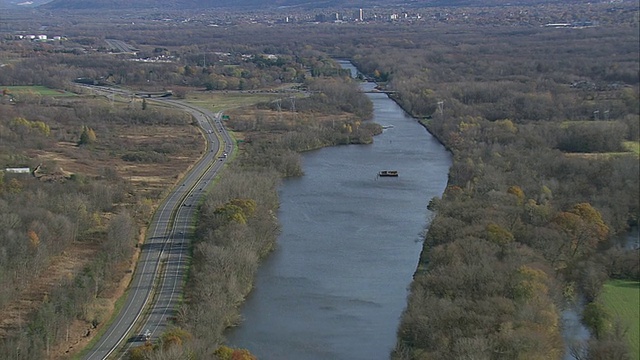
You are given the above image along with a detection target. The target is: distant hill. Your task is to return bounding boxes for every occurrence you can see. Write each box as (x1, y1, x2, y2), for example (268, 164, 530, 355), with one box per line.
(1, 0, 52, 8)
(39, 0, 337, 10)
(39, 0, 592, 11)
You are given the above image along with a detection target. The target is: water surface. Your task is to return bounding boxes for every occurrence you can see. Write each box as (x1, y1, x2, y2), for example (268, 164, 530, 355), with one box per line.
(227, 63, 451, 359)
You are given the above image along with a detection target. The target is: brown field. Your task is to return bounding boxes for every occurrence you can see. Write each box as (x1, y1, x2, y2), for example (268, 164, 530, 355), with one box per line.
(0, 105, 205, 358)
(37, 124, 204, 197)
(225, 107, 353, 128)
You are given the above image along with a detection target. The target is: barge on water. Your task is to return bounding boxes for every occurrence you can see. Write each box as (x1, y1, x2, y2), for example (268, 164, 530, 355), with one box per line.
(378, 170, 398, 177)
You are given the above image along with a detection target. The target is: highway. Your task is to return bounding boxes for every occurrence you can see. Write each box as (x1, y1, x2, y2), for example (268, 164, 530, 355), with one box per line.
(81, 91, 233, 359)
(104, 39, 137, 53)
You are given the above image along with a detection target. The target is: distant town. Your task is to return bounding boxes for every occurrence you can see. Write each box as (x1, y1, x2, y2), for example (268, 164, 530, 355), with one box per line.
(2, 0, 638, 36)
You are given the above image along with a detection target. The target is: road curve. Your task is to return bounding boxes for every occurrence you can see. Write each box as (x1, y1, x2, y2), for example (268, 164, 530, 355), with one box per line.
(82, 96, 233, 360)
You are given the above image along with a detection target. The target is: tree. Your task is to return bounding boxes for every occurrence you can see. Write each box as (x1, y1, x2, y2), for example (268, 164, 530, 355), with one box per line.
(511, 265, 550, 303)
(213, 199, 257, 225)
(27, 230, 40, 251)
(586, 320, 632, 360)
(582, 302, 611, 339)
(159, 327, 192, 351)
(570, 203, 609, 241)
(106, 211, 136, 262)
(128, 342, 154, 360)
(214, 346, 257, 360)
(507, 185, 525, 206)
(552, 203, 610, 266)
(78, 126, 97, 145)
(485, 222, 514, 246)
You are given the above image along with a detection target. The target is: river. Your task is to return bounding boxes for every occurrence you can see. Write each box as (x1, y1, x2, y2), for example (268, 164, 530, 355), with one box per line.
(226, 61, 452, 359)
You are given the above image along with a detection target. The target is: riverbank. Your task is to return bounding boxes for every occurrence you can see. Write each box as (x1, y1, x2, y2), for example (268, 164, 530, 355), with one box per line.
(362, 31, 639, 357)
(348, 73, 453, 155)
(226, 61, 452, 358)
(151, 74, 387, 357)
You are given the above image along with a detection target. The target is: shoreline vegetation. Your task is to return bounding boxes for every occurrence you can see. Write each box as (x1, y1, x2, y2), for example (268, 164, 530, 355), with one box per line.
(347, 28, 639, 359)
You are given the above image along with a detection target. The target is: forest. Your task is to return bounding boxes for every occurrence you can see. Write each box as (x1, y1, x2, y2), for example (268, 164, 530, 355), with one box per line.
(0, 2, 639, 359)
(341, 21, 639, 360)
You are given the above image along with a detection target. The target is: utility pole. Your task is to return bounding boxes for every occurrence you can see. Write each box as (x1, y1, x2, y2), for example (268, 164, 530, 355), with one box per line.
(275, 98, 282, 121)
(290, 95, 296, 120)
(437, 100, 444, 118)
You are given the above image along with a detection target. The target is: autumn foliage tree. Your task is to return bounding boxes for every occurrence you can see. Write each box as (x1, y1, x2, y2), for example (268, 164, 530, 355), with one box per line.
(552, 203, 610, 268)
(27, 229, 40, 251)
(128, 342, 154, 360)
(9, 117, 51, 137)
(214, 346, 257, 360)
(214, 198, 257, 225)
(158, 327, 193, 351)
(78, 126, 97, 145)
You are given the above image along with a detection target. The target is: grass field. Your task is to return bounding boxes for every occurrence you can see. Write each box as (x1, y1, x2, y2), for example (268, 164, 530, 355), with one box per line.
(3, 85, 76, 97)
(186, 91, 282, 112)
(623, 141, 640, 156)
(601, 279, 640, 358)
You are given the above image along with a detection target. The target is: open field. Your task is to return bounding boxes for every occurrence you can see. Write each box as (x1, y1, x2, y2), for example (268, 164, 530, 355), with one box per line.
(623, 141, 640, 156)
(186, 91, 284, 112)
(601, 279, 640, 359)
(564, 152, 639, 160)
(2, 85, 76, 96)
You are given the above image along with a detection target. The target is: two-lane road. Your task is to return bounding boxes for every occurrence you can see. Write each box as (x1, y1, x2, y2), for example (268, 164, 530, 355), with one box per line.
(82, 96, 232, 360)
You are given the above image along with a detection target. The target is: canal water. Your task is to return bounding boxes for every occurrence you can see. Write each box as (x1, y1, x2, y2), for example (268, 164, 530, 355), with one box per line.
(226, 62, 451, 359)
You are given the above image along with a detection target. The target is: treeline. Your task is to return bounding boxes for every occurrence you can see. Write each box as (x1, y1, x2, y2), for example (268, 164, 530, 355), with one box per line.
(347, 25, 639, 231)
(226, 76, 377, 176)
(130, 167, 282, 360)
(333, 24, 639, 359)
(182, 168, 281, 356)
(0, 37, 356, 93)
(354, 28, 639, 123)
(300, 77, 374, 119)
